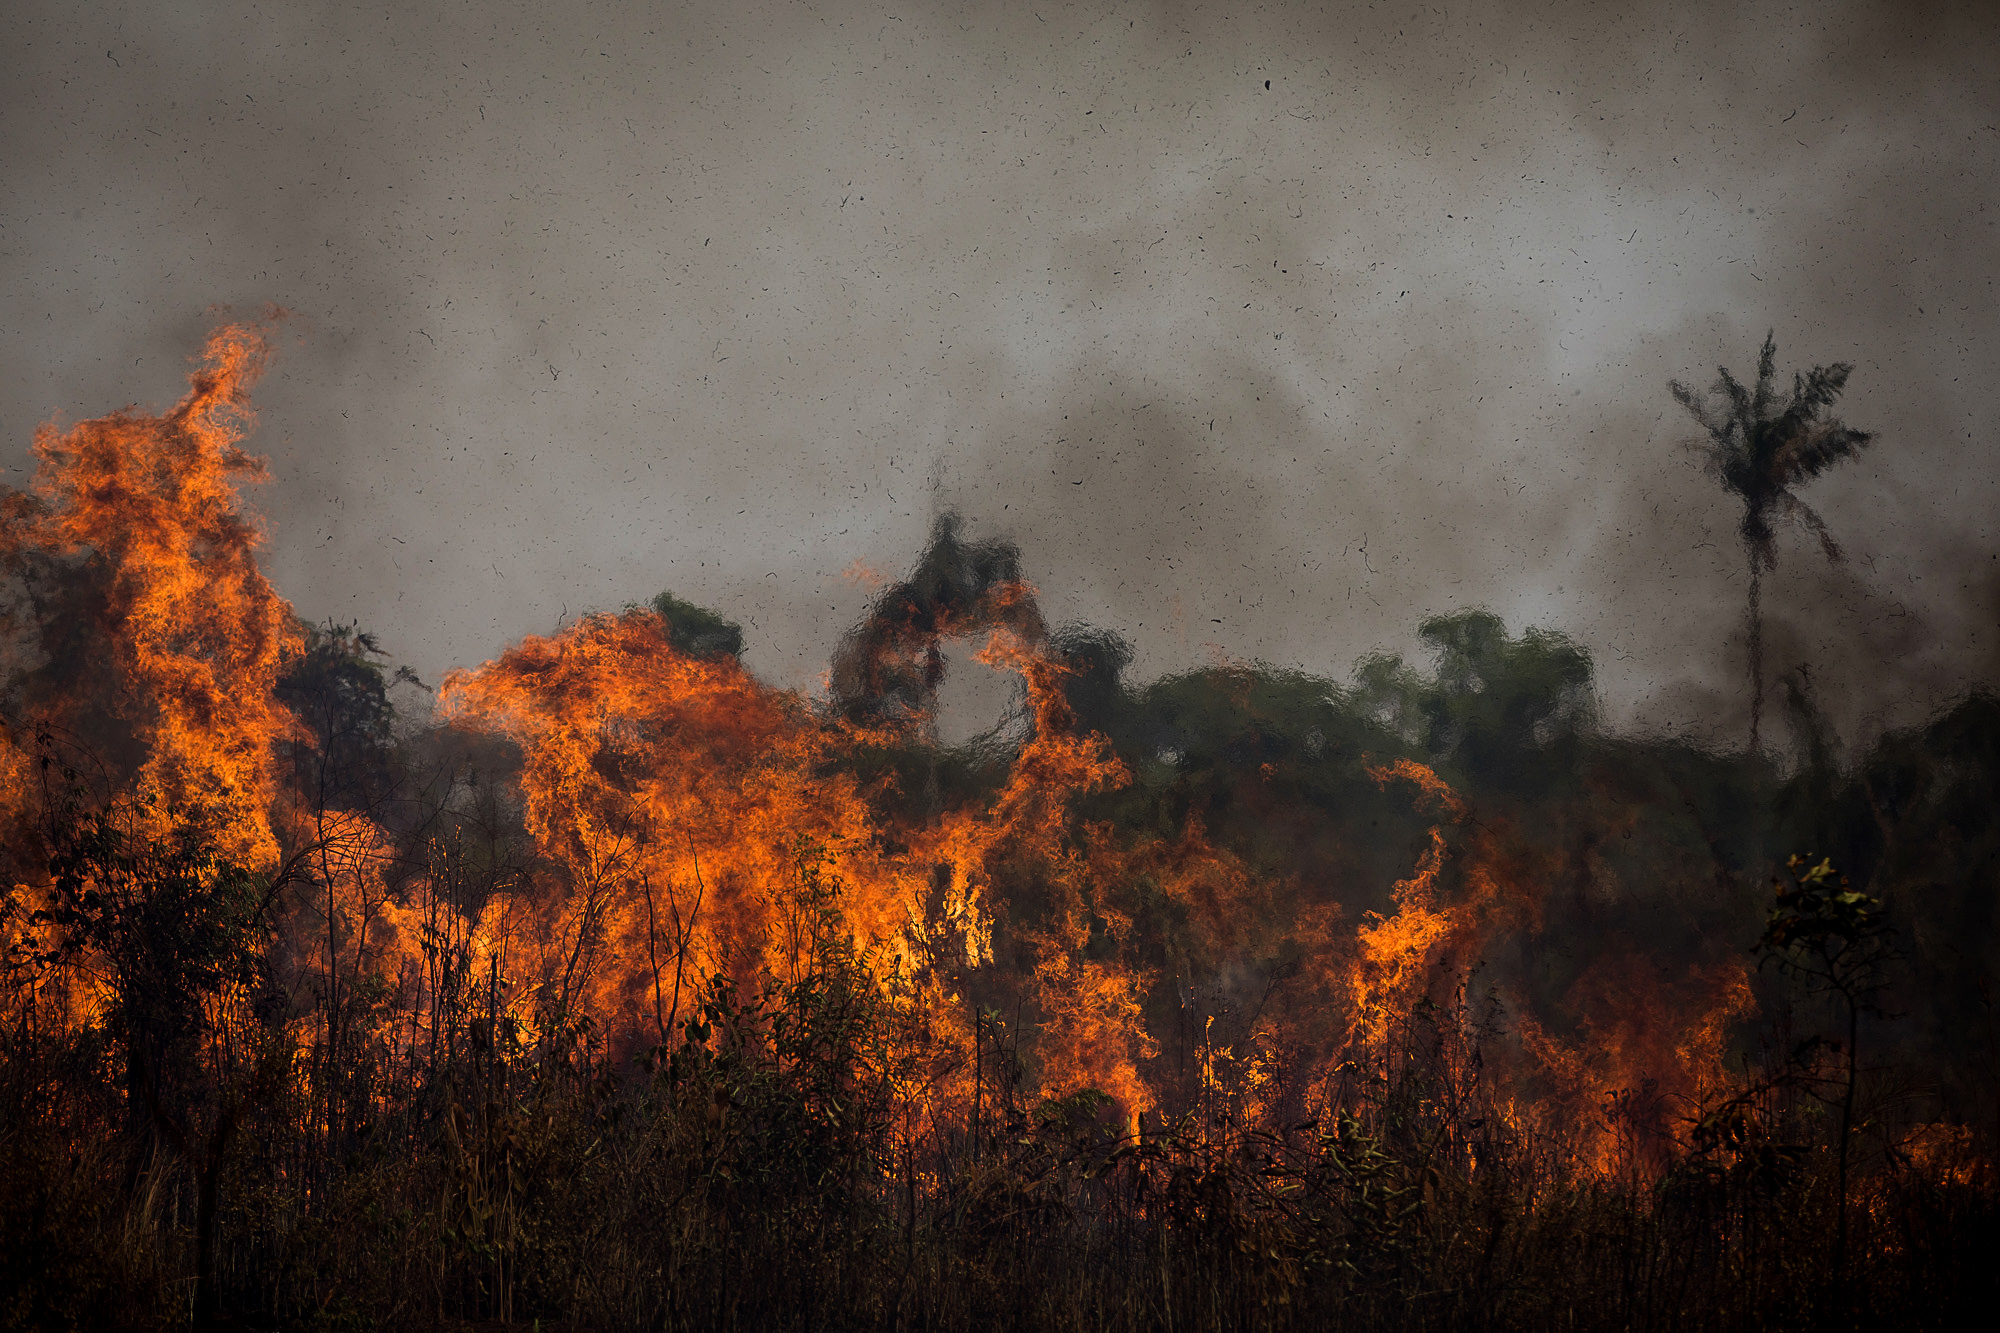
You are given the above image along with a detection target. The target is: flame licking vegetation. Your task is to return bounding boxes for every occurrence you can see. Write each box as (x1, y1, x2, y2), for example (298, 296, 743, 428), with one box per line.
(1, 327, 1996, 1330)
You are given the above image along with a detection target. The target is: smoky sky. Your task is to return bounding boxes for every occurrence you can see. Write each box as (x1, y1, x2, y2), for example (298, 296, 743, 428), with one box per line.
(3, 0, 1995, 749)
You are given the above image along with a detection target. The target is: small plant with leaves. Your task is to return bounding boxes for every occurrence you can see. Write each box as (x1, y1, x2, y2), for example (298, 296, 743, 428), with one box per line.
(1756, 854, 1901, 1283)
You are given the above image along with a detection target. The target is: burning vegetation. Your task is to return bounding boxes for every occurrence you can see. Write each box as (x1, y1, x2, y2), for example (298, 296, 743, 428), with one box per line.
(1, 324, 1995, 1330)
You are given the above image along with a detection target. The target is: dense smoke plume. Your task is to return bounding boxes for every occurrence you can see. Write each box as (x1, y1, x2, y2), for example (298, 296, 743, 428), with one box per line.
(0, 325, 1996, 1326)
(2, 0, 1995, 755)
(4, 6, 2000, 1324)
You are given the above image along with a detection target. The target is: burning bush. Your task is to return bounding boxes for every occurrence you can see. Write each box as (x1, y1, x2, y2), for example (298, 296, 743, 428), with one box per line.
(0, 325, 1995, 1330)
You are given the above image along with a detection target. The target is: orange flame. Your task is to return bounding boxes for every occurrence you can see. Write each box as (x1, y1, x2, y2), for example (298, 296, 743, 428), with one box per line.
(3, 318, 299, 862)
(0, 323, 1793, 1186)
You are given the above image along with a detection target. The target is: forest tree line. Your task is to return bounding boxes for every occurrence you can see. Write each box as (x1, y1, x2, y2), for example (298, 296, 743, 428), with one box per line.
(0, 324, 1994, 1330)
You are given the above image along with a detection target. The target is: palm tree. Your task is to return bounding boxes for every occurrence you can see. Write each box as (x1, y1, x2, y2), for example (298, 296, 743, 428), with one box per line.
(1670, 333, 1874, 752)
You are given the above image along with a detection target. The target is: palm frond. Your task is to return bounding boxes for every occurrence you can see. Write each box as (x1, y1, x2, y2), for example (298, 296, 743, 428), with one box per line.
(1778, 492, 1843, 563)
(1719, 365, 1755, 437)
(1789, 362, 1854, 420)
(1671, 375, 1751, 495)
(1777, 418, 1873, 487)
(1751, 331, 1779, 421)
(1669, 378, 1723, 437)
(1668, 331, 1875, 752)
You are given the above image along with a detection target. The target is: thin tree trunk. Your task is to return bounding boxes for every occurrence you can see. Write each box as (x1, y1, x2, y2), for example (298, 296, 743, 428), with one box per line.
(641, 868, 670, 1050)
(1747, 548, 1764, 752)
(191, 1100, 241, 1325)
(664, 836, 708, 1043)
(1836, 997, 1858, 1285)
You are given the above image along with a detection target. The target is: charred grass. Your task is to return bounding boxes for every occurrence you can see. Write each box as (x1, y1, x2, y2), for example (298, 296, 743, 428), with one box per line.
(3, 972, 1995, 1333)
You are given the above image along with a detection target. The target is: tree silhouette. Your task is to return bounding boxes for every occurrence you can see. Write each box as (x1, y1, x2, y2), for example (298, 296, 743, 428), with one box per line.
(1756, 854, 1900, 1288)
(30, 775, 307, 1322)
(830, 513, 1044, 728)
(1671, 333, 1874, 750)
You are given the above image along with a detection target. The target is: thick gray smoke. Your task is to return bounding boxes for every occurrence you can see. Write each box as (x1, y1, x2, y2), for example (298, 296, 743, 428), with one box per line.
(3, 0, 1994, 749)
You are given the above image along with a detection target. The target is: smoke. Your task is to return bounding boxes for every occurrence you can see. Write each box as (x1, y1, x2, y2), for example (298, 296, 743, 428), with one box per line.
(1, 0, 1994, 747)
(6, 306, 1999, 1189)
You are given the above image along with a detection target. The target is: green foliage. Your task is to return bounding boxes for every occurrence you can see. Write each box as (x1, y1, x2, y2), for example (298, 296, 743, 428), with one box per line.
(10, 608, 2000, 1330)
(31, 793, 271, 1101)
(650, 590, 745, 660)
(1757, 853, 1906, 1285)
(1314, 1110, 1429, 1284)
(1758, 854, 1899, 1016)
(10, 776, 299, 1321)
(654, 841, 907, 1220)
(1355, 609, 1597, 791)
(1050, 623, 1134, 736)
(276, 618, 420, 812)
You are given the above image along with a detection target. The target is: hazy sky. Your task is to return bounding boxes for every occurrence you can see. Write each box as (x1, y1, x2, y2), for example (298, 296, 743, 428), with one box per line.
(4, 0, 1995, 748)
